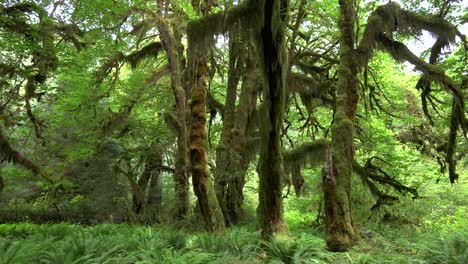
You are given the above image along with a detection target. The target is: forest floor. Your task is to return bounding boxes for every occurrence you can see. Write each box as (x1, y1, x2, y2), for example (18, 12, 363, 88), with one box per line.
(0, 179, 466, 263)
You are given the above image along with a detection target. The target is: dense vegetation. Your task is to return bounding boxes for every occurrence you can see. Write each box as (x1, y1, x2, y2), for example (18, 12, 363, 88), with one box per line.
(0, 0, 466, 262)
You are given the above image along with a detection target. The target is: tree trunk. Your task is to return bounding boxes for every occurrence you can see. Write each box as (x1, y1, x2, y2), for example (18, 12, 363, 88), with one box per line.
(224, 50, 259, 225)
(190, 57, 226, 232)
(156, 1, 189, 220)
(132, 163, 150, 215)
(256, 0, 290, 239)
(322, 0, 360, 251)
(132, 147, 163, 221)
(291, 163, 304, 197)
(215, 32, 242, 224)
(147, 155, 163, 222)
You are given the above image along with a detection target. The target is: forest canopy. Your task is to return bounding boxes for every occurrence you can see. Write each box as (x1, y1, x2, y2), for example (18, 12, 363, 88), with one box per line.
(0, 0, 467, 262)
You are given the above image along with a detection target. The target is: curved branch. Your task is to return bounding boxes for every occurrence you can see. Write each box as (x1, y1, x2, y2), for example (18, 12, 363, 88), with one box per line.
(0, 126, 41, 175)
(353, 159, 418, 210)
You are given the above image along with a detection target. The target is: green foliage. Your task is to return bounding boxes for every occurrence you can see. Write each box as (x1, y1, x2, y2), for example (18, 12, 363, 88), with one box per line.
(258, 235, 332, 264)
(0, 224, 263, 263)
(422, 232, 468, 264)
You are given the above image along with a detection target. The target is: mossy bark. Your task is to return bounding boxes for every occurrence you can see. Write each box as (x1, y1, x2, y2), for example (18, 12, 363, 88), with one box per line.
(291, 163, 304, 197)
(146, 160, 163, 222)
(188, 0, 226, 232)
(132, 147, 163, 221)
(156, 1, 189, 220)
(256, 0, 290, 240)
(190, 60, 226, 232)
(322, 0, 360, 252)
(224, 51, 259, 225)
(215, 33, 242, 224)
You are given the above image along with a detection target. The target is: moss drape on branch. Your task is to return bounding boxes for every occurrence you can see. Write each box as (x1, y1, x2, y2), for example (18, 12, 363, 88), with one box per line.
(357, 2, 466, 183)
(186, 0, 257, 52)
(0, 126, 41, 175)
(282, 139, 329, 171)
(353, 159, 418, 210)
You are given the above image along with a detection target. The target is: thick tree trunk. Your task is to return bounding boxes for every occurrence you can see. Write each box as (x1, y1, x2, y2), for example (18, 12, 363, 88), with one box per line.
(256, 0, 290, 239)
(156, 1, 189, 220)
(190, 59, 226, 232)
(322, 0, 360, 252)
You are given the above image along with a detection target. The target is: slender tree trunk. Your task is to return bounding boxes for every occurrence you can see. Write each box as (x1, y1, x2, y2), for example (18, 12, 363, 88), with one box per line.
(147, 156, 163, 222)
(156, 1, 189, 220)
(224, 50, 259, 225)
(132, 163, 151, 215)
(256, 0, 290, 239)
(132, 147, 163, 221)
(190, 54, 226, 232)
(187, 0, 226, 232)
(322, 0, 360, 251)
(291, 163, 305, 197)
(215, 33, 242, 223)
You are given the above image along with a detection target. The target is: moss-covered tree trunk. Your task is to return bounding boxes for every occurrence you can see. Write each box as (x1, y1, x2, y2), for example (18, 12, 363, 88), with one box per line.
(215, 33, 242, 224)
(156, 0, 189, 220)
(190, 56, 226, 232)
(147, 155, 163, 222)
(256, 0, 290, 239)
(224, 49, 259, 225)
(322, 0, 360, 252)
(187, 0, 226, 232)
(291, 163, 305, 197)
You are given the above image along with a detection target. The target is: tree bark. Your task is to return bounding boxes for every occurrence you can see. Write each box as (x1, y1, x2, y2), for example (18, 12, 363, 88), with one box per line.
(190, 53, 226, 232)
(291, 163, 304, 197)
(215, 32, 242, 224)
(322, 0, 360, 252)
(224, 50, 259, 225)
(156, 1, 189, 220)
(147, 154, 163, 222)
(256, 0, 290, 240)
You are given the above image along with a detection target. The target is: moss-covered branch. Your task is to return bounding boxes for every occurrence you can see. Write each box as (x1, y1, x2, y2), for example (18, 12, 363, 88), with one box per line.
(357, 2, 460, 66)
(186, 0, 257, 52)
(356, 2, 466, 183)
(96, 42, 163, 83)
(0, 126, 41, 175)
(207, 92, 224, 117)
(283, 139, 330, 172)
(378, 35, 465, 131)
(353, 159, 418, 210)
(287, 72, 335, 108)
(357, 3, 465, 121)
(126, 42, 163, 69)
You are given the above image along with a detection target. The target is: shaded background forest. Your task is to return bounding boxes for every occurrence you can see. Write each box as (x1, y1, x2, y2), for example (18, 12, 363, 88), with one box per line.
(0, 0, 467, 262)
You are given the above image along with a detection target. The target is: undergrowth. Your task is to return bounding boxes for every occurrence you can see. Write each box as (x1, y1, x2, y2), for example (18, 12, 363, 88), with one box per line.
(1, 180, 466, 263)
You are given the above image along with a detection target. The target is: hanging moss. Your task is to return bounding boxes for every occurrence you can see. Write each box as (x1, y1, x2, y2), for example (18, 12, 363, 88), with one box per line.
(378, 36, 465, 131)
(0, 126, 41, 175)
(353, 159, 418, 210)
(357, 2, 459, 68)
(126, 42, 163, 69)
(186, 0, 257, 54)
(287, 72, 334, 110)
(282, 139, 329, 172)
